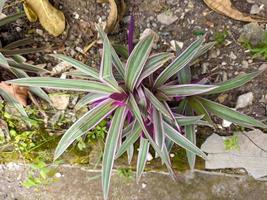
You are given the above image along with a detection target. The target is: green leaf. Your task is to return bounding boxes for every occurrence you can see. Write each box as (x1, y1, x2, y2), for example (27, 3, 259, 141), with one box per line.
(100, 37, 121, 92)
(112, 44, 129, 59)
(125, 35, 154, 91)
(7, 59, 49, 74)
(97, 25, 125, 78)
(137, 52, 174, 86)
(196, 97, 267, 128)
(75, 93, 108, 110)
(9, 68, 51, 103)
(51, 54, 99, 80)
(154, 36, 204, 88)
(205, 71, 261, 95)
(102, 106, 127, 200)
(163, 121, 206, 159)
(4, 38, 34, 49)
(129, 94, 175, 177)
(0, 12, 25, 27)
(158, 84, 218, 97)
(192, 42, 215, 61)
(175, 115, 204, 126)
(184, 108, 196, 170)
(153, 108, 164, 150)
(143, 87, 172, 119)
(127, 144, 134, 164)
(188, 97, 213, 125)
(116, 120, 141, 158)
(0, 87, 28, 118)
(7, 77, 116, 94)
(54, 99, 117, 160)
(0, 52, 9, 68)
(136, 138, 150, 182)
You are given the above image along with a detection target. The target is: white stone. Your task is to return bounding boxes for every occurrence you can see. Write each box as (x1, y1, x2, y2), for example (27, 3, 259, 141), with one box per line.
(147, 152, 153, 161)
(235, 92, 254, 109)
(157, 12, 178, 25)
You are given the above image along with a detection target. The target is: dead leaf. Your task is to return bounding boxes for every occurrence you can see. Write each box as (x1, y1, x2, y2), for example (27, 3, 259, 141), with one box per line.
(23, 2, 37, 22)
(204, 0, 267, 22)
(0, 82, 28, 106)
(24, 0, 65, 36)
(97, 0, 126, 33)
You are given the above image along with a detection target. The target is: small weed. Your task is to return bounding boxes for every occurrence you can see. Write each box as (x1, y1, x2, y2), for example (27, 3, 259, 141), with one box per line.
(214, 29, 229, 45)
(22, 158, 60, 188)
(242, 32, 267, 60)
(224, 135, 239, 151)
(117, 167, 133, 179)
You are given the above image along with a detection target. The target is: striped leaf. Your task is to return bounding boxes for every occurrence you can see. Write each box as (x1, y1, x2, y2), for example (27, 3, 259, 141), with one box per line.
(143, 87, 172, 119)
(0, 52, 9, 68)
(125, 35, 154, 91)
(129, 94, 176, 178)
(54, 99, 117, 160)
(7, 59, 49, 74)
(7, 77, 116, 94)
(75, 93, 108, 110)
(136, 138, 150, 182)
(154, 36, 204, 88)
(163, 121, 206, 159)
(127, 144, 134, 164)
(0, 12, 25, 27)
(196, 97, 267, 128)
(102, 106, 127, 200)
(51, 54, 99, 80)
(0, 87, 28, 118)
(175, 115, 204, 126)
(100, 36, 121, 92)
(153, 108, 164, 150)
(9, 68, 51, 103)
(205, 71, 261, 95)
(185, 108, 196, 170)
(192, 42, 215, 61)
(188, 97, 213, 125)
(158, 84, 218, 97)
(97, 25, 125, 78)
(137, 52, 174, 86)
(116, 120, 141, 158)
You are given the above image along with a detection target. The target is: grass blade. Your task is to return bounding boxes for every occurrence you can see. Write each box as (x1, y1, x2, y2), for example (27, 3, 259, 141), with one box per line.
(125, 35, 154, 91)
(54, 99, 117, 160)
(7, 77, 117, 94)
(197, 97, 267, 128)
(102, 106, 127, 200)
(154, 36, 204, 88)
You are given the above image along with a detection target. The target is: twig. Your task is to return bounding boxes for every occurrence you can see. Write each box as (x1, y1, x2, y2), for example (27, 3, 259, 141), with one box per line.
(243, 132, 267, 153)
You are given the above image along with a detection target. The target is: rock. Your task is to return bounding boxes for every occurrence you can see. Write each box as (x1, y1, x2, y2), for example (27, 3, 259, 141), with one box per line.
(241, 60, 249, 68)
(49, 93, 70, 110)
(229, 51, 237, 60)
(239, 22, 266, 46)
(235, 92, 254, 109)
(201, 130, 267, 179)
(209, 49, 220, 59)
(147, 152, 153, 161)
(259, 63, 267, 71)
(250, 4, 261, 14)
(157, 12, 178, 25)
(170, 40, 184, 51)
(222, 119, 232, 128)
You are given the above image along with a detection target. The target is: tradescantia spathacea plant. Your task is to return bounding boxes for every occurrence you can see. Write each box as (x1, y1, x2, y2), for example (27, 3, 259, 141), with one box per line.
(7, 26, 267, 199)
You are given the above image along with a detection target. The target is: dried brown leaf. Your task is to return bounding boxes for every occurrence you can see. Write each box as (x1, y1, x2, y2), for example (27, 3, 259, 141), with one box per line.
(24, 0, 65, 36)
(0, 82, 28, 106)
(97, 0, 126, 33)
(204, 0, 267, 22)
